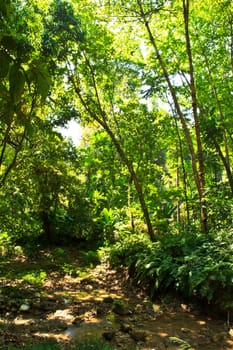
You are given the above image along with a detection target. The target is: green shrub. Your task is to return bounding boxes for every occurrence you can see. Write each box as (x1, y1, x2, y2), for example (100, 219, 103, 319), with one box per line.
(7, 338, 116, 350)
(82, 250, 101, 266)
(8, 340, 60, 350)
(108, 233, 153, 269)
(108, 229, 233, 311)
(71, 338, 116, 350)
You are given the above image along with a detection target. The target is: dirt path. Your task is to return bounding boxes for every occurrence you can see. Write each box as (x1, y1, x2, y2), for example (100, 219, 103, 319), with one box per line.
(0, 247, 233, 349)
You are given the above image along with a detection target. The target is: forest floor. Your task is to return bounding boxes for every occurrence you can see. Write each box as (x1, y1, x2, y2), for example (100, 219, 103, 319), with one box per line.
(0, 246, 233, 350)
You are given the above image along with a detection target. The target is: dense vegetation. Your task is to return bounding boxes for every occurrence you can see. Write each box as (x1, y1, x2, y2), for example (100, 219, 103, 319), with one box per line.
(8, 339, 117, 350)
(0, 0, 233, 325)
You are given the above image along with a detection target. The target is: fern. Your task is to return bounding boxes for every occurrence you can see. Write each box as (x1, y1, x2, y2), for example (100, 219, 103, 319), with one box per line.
(167, 336, 195, 350)
(108, 229, 233, 311)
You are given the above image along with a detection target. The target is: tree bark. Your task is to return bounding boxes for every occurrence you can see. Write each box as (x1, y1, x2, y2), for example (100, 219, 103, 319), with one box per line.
(212, 137, 233, 194)
(137, 0, 207, 232)
(182, 0, 207, 233)
(70, 67, 156, 241)
(200, 51, 233, 194)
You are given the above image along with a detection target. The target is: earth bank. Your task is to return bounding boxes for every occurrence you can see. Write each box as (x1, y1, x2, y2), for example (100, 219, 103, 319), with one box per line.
(0, 247, 232, 349)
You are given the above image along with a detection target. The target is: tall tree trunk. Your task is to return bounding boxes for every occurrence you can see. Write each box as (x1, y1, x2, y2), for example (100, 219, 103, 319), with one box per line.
(0, 124, 27, 188)
(70, 68, 156, 241)
(182, 0, 207, 233)
(229, 17, 233, 74)
(174, 118, 190, 227)
(128, 176, 135, 232)
(212, 137, 233, 194)
(137, 0, 207, 232)
(40, 211, 52, 243)
(200, 51, 233, 194)
(102, 121, 155, 241)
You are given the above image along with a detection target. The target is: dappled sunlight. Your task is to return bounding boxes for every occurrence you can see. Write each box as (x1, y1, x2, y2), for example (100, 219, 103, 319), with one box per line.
(1, 2, 232, 350)
(196, 320, 206, 325)
(1, 247, 233, 349)
(33, 331, 69, 342)
(157, 332, 169, 337)
(13, 316, 35, 326)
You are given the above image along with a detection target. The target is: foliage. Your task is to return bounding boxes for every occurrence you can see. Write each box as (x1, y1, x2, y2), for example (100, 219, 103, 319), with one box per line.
(206, 183, 233, 229)
(7, 338, 116, 350)
(19, 270, 47, 286)
(108, 229, 233, 311)
(81, 249, 101, 266)
(8, 340, 60, 350)
(69, 339, 116, 350)
(1, 0, 233, 244)
(108, 233, 153, 269)
(0, 0, 233, 322)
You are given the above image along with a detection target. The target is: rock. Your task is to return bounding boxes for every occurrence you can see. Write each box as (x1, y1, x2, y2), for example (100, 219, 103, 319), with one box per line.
(181, 327, 191, 333)
(70, 270, 78, 278)
(40, 300, 57, 311)
(96, 306, 105, 316)
(120, 322, 132, 333)
(106, 313, 115, 322)
(72, 317, 83, 325)
(164, 336, 195, 349)
(129, 329, 147, 342)
(116, 333, 135, 348)
(102, 330, 116, 340)
(211, 332, 226, 343)
(152, 303, 161, 313)
(103, 296, 114, 304)
(85, 284, 93, 291)
(181, 303, 190, 311)
(112, 300, 131, 315)
(19, 304, 30, 311)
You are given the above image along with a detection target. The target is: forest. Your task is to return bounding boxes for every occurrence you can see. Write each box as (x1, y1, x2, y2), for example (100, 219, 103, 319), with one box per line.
(0, 0, 233, 349)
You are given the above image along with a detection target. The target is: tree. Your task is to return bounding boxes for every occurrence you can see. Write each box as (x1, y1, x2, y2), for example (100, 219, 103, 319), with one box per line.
(0, 0, 51, 186)
(42, 0, 158, 240)
(1, 0, 232, 245)
(103, 0, 233, 232)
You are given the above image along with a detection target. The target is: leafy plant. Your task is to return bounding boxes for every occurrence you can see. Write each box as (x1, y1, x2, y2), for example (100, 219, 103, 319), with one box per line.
(108, 229, 233, 311)
(70, 338, 116, 350)
(20, 270, 47, 286)
(8, 340, 60, 350)
(108, 233, 153, 270)
(7, 338, 116, 350)
(82, 250, 100, 266)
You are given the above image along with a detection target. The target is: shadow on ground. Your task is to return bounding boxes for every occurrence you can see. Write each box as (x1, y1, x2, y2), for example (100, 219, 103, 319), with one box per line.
(0, 247, 233, 349)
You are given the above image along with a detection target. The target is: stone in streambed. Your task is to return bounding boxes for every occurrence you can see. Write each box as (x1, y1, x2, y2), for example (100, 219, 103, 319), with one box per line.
(120, 322, 132, 333)
(112, 300, 131, 315)
(19, 303, 30, 312)
(102, 330, 116, 340)
(129, 328, 148, 342)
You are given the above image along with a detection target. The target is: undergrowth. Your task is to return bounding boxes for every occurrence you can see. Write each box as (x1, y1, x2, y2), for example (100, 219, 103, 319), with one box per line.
(108, 229, 233, 312)
(7, 338, 116, 350)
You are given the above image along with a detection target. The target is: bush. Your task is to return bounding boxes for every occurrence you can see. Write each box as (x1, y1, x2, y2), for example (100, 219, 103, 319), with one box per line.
(108, 229, 233, 311)
(8, 338, 116, 350)
(8, 340, 60, 350)
(71, 338, 116, 350)
(108, 233, 153, 272)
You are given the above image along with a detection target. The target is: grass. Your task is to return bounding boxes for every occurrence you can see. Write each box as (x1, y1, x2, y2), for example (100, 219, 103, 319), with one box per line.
(70, 339, 116, 350)
(7, 339, 117, 350)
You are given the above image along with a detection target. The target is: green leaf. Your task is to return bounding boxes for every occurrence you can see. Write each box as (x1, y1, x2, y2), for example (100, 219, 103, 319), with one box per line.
(37, 70, 51, 99)
(0, 0, 11, 18)
(168, 336, 195, 350)
(1, 35, 17, 51)
(27, 63, 51, 100)
(9, 63, 25, 104)
(0, 50, 11, 78)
